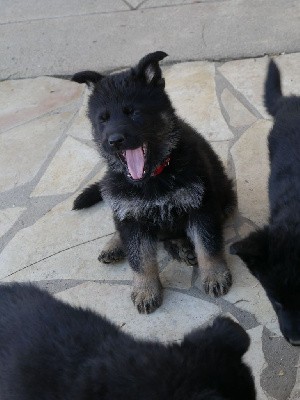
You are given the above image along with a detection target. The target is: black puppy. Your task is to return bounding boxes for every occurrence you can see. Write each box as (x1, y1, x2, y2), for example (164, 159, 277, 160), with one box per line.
(73, 52, 236, 313)
(230, 60, 300, 345)
(0, 283, 256, 400)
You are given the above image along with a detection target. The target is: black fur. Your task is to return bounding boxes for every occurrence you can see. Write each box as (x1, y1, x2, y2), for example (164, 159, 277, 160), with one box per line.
(264, 60, 282, 116)
(73, 183, 103, 210)
(72, 70, 103, 86)
(0, 283, 256, 400)
(73, 52, 236, 313)
(230, 60, 300, 345)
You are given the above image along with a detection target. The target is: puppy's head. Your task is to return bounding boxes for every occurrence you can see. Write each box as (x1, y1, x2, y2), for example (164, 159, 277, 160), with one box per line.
(230, 228, 300, 345)
(73, 52, 178, 182)
(179, 317, 255, 400)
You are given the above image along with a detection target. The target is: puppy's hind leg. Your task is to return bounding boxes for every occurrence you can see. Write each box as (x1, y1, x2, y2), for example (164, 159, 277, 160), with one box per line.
(163, 237, 198, 266)
(98, 231, 126, 264)
(187, 208, 232, 297)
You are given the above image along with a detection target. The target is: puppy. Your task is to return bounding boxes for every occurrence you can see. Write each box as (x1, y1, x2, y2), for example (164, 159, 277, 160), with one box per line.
(0, 283, 256, 400)
(73, 52, 236, 313)
(230, 60, 300, 345)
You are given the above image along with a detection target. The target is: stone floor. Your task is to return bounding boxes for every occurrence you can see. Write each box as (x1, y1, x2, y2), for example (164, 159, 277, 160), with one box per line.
(1, 53, 300, 400)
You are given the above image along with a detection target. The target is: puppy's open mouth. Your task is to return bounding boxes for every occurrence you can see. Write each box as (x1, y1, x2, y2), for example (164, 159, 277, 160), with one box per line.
(119, 144, 147, 181)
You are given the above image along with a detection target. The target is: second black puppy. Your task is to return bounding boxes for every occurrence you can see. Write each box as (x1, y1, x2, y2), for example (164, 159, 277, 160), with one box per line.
(0, 283, 256, 400)
(73, 52, 236, 313)
(230, 60, 300, 345)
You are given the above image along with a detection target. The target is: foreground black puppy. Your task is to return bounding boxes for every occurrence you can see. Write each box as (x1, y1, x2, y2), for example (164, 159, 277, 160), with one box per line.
(73, 51, 236, 313)
(0, 283, 255, 400)
(230, 60, 300, 345)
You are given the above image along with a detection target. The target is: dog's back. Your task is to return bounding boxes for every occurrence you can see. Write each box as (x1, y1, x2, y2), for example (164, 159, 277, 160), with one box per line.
(0, 284, 255, 399)
(265, 60, 300, 224)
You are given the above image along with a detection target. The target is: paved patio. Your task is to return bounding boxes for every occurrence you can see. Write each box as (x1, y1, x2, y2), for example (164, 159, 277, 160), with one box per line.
(0, 53, 300, 399)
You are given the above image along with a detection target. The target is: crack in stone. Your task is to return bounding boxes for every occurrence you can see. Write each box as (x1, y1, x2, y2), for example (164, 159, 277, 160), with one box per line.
(0, 231, 114, 280)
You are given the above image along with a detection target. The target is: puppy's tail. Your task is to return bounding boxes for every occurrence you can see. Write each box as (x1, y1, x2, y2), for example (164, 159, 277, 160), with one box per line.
(264, 60, 282, 116)
(73, 183, 103, 210)
(72, 71, 103, 87)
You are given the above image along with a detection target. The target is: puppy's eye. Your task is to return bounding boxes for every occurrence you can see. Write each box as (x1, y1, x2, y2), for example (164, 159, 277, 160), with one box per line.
(100, 112, 110, 122)
(123, 106, 134, 116)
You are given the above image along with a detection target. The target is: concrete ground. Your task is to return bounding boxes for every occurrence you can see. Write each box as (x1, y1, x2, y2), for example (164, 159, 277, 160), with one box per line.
(1, 1, 300, 399)
(0, 0, 300, 80)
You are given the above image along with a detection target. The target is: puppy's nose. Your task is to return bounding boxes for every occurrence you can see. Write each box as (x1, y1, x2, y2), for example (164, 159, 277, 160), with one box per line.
(108, 133, 125, 148)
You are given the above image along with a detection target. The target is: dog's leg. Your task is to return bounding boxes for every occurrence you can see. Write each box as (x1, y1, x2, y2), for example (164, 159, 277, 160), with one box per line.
(187, 209, 232, 297)
(98, 231, 125, 264)
(118, 221, 162, 314)
(163, 237, 198, 266)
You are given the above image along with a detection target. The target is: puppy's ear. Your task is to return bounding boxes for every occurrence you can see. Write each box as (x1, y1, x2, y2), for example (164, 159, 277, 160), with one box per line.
(230, 227, 269, 275)
(72, 70, 104, 87)
(134, 51, 168, 86)
(184, 317, 250, 358)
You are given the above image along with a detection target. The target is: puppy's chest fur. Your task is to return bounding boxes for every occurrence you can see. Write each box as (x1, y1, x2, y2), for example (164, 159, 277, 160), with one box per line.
(102, 181, 204, 225)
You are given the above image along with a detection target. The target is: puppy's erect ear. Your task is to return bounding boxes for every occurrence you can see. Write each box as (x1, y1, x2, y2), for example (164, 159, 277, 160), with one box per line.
(72, 70, 104, 87)
(230, 227, 269, 275)
(134, 51, 168, 86)
(184, 317, 250, 358)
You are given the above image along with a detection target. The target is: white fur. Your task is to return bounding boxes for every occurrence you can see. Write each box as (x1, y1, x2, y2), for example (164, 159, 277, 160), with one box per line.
(102, 182, 204, 224)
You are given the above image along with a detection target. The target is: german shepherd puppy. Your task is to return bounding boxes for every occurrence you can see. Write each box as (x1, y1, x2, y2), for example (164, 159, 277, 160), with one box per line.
(230, 60, 300, 345)
(0, 283, 256, 400)
(73, 52, 236, 314)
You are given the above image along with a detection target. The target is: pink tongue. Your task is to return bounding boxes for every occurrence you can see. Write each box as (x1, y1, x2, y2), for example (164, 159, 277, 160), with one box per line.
(125, 147, 145, 180)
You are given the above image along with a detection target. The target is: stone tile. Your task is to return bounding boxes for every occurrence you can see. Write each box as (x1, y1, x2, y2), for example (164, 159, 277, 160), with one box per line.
(238, 222, 255, 238)
(219, 57, 269, 118)
(141, 0, 199, 7)
(0, 194, 114, 279)
(210, 141, 229, 168)
(160, 260, 193, 289)
(231, 120, 271, 226)
(289, 356, 300, 400)
(221, 88, 257, 128)
(219, 54, 300, 120)
(0, 207, 26, 238)
(0, 77, 83, 133)
(56, 282, 220, 342)
(224, 251, 280, 336)
(1, 0, 128, 23)
(0, 112, 73, 192)
(244, 326, 269, 400)
(66, 87, 93, 141)
(31, 137, 99, 197)
(164, 62, 233, 141)
(2, 236, 131, 282)
(2, 234, 171, 283)
(125, 0, 145, 8)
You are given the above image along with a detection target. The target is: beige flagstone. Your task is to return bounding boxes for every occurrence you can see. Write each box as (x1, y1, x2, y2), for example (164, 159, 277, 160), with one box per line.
(0, 77, 83, 133)
(31, 136, 99, 197)
(0, 112, 73, 192)
(164, 62, 234, 141)
(56, 281, 220, 342)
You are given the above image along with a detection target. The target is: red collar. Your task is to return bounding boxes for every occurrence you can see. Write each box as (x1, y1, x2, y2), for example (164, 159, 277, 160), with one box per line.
(151, 156, 171, 177)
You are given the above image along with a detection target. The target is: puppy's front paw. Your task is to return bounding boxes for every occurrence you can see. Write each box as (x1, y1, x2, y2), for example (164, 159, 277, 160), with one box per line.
(131, 282, 163, 314)
(98, 248, 125, 264)
(201, 264, 232, 297)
